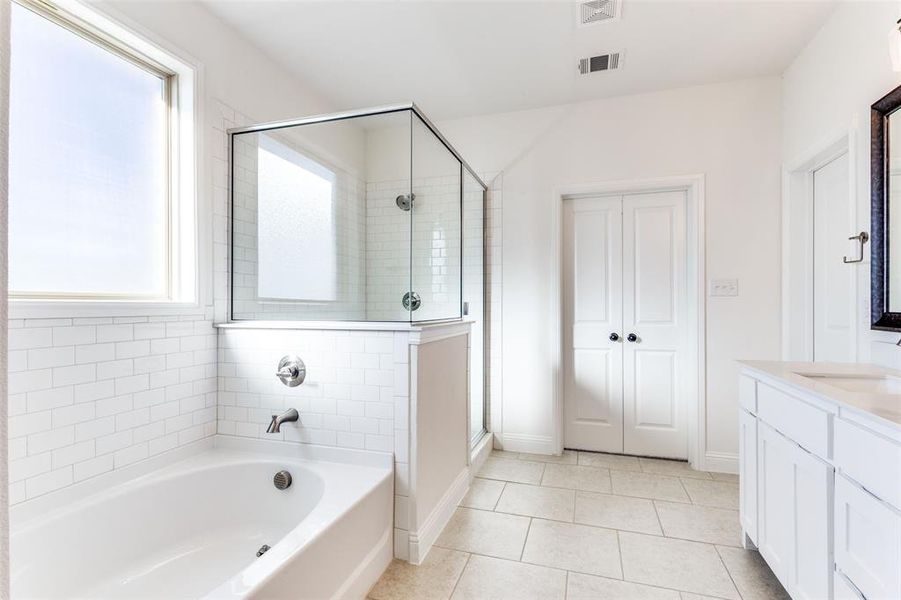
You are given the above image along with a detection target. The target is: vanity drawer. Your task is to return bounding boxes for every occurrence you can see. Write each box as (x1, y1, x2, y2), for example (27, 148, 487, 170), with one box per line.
(834, 418, 901, 510)
(834, 474, 901, 600)
(756, 383, 830, 458)
(738, 375, 757, 414)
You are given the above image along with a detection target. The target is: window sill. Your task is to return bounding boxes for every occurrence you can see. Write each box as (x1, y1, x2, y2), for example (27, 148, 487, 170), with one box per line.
(9, 299, 210, 321)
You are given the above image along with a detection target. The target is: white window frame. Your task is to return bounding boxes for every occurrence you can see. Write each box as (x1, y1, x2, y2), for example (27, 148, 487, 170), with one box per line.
(9, 0, 201, 319)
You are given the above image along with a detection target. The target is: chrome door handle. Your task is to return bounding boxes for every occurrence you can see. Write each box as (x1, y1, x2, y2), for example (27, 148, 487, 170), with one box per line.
(626, 333, 638, 343)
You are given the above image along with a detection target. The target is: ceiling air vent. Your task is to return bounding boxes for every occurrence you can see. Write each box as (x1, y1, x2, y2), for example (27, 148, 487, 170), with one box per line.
(579, 0, 620, 26)
(578, 52, 622, 75)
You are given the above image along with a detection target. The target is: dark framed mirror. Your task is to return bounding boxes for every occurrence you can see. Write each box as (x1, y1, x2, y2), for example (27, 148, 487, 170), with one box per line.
(871, 84, 901, 330)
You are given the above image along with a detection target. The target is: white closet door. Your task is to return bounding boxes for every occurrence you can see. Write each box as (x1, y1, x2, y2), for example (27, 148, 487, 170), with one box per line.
(813, 151, 855, 362)
(563, 197, 624, 453)
(622, 191, 687, 459)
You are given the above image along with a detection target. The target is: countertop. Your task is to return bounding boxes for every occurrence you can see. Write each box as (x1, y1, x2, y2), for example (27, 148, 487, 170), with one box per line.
(738, 360, 901, 427)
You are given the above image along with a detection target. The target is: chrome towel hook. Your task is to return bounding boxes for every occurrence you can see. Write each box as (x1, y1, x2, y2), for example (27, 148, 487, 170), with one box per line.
(843, 231, 869, 264)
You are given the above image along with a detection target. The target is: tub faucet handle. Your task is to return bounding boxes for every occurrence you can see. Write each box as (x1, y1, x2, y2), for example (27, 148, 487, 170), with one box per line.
(275, 355, 306, 387)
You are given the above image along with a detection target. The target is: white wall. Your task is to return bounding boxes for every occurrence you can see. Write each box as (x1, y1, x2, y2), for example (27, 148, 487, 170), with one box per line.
(438, 78, 784, 462)
(782, 0, 901, 367)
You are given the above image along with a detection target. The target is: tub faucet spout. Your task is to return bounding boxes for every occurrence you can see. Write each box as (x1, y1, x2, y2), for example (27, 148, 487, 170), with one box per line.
(267, 408, 299, 433)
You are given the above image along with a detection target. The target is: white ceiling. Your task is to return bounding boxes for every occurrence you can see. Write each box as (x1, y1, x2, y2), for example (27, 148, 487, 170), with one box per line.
(202, 0, 837, 121)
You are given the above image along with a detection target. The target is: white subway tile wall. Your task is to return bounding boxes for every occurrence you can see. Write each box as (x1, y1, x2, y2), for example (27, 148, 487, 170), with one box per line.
(217, 326, 415, 551)
(7, 312, 218, 504)
(365, 177, 463, 321)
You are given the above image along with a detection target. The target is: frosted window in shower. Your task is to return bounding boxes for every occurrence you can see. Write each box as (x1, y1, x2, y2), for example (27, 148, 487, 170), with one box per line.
(256, 135, 337, 302)
(8, 1, 169, 298)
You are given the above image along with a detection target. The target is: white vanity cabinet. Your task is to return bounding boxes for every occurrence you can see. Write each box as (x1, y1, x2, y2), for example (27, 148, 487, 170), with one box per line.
(738, 362, 901, 600)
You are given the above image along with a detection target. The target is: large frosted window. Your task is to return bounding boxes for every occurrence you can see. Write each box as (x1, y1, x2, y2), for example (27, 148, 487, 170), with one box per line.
(257, 135, 337, 301)
(9, 2, 170, 298)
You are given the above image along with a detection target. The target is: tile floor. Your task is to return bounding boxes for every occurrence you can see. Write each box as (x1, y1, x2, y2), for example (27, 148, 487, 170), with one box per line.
(369, 450, 788, 600)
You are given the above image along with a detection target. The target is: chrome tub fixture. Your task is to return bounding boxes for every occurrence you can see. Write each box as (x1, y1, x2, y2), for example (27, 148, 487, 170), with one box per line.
(276, 355, 306, 387)
(266, 408, 299, 434)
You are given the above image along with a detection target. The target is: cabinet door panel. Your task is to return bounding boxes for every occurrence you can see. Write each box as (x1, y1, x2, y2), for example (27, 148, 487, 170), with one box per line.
(835, 474, 901, 600)
(757, 422, 793, 587)
(739, 409, 758, 544)
(787, 441, 832, 600)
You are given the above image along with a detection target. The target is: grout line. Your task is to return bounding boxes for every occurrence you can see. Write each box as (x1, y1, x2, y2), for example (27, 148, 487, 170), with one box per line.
(492, 482, 506, 511)
(563, 570, 569, 600)
(651, 499, 666, 536)
(615, 529, 625, 580)
(447, 552, 472, 599)
(713, 544, 744, 600)
(519, 517, 533, 561)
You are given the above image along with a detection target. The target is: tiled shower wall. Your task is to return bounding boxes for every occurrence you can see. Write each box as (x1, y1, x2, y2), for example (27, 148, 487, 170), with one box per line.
(230, 132, 368, 321)
(7, 312, 218, 505)
(212, 99, 503, 439)
(365, 176, 463, 321)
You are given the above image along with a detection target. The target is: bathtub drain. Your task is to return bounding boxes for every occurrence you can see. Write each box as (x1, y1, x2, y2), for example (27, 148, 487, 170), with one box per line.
(256, 544, 271, 558)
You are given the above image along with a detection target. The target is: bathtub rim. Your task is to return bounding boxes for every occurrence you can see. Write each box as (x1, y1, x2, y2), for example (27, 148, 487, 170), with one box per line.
(10, 435, 393, 528)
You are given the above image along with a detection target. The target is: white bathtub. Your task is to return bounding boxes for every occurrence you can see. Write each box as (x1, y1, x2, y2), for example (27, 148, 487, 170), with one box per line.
(10, 436, 394, 599)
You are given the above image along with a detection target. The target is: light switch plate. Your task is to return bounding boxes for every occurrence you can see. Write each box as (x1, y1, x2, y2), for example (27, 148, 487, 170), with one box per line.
(709, 278, 739, 297)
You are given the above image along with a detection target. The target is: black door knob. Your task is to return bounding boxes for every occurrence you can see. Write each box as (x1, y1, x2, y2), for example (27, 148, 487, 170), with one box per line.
(627, 333, 638, 342)
(609, 333, 619, 342)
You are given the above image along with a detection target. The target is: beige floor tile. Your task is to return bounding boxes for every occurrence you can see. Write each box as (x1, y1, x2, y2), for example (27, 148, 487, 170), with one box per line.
(680, 478, 739, 509)
(679, 594, 723, 600)
(521, 519, 622, 578)
(574, 491, 663, 535)
(518, 450, 578, 464)
(654, 501, 742, 547)
(451, 554, 566, 600)
(619, 532, 739, 599)
(567, 573, 681, 600)
(491, 450, 520, 459)
(478, 457, 544, 484)
(639, 457, 712, 480)
(435, 507, 531, 560)
(368, 547, 469, 600)
(460, 478, 505, 510)
(611, 470, 690, 503)
(710, 472, 739, 483)
(578, 451, 643, 472)
(716, 546, 790, 600)
(541, 463, 612, 493)
(495, 482, 575, 521)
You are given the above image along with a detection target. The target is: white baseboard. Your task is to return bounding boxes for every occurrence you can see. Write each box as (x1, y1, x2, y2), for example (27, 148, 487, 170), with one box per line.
(470, 432, 493, 477)
(501, 432, 556, 455)
(703, 451, 739, 474)
(407, 467, 469, 565)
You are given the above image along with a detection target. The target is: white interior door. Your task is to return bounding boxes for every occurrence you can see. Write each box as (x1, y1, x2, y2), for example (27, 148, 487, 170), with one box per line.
(813, 152, 855, 362)
(563, 197, 623, 453)
(563, 191, 688, 458)
(622, 191, 687, 459)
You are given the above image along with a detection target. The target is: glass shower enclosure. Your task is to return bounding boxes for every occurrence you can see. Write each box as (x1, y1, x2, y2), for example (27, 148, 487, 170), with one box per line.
(228, 104, 488, 443)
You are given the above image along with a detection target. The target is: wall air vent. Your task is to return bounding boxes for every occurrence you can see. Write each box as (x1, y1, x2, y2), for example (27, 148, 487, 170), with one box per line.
(578, 52, 622, 75)
(579, 0, 620, 26)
